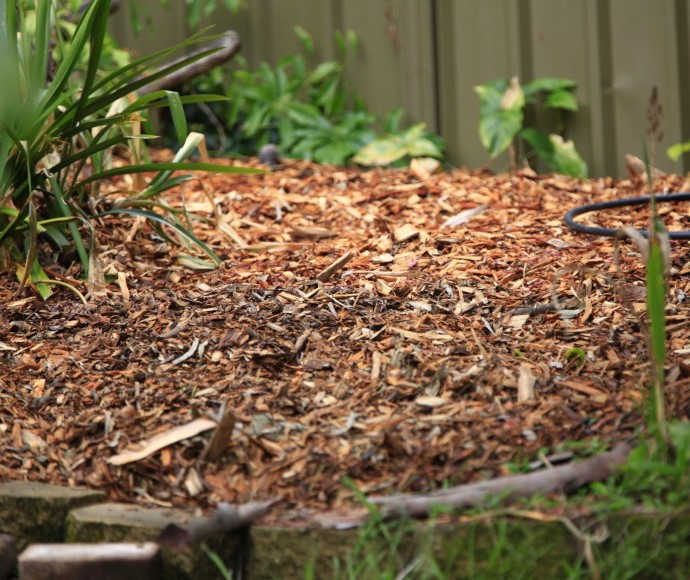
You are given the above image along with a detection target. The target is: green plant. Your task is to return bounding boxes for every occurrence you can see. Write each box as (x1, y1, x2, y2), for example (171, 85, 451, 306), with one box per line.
(353, 108, 444, 167)
(127, 0, 246, 35)
(641, 87, 671, 455)
(666, 141, 690, 162)
(475, 76, 587, 178)
(564, 347, 586, 366)
(184, 0, 246, 29)
(289, 110, 377, 165)
(0, 0, 260, 298)
(224, 27, 376, 163)
(201, 543, 232, 579)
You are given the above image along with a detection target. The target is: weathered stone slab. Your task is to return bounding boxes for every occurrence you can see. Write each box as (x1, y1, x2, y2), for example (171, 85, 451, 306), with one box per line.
(18, 542, 160, 580)
(0, 534, 17, 580)
(0, 482, 105, 549)
(66, 503, 242, 580)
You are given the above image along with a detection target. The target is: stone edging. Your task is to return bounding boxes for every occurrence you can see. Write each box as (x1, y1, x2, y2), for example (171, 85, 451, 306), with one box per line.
(3, 481, 690, 578)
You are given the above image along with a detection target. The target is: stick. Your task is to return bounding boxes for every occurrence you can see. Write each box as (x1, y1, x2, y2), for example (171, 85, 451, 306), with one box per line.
(157, 500, 275, 548)
(369, 443, 632, 518)
(138, 31, 241, 96)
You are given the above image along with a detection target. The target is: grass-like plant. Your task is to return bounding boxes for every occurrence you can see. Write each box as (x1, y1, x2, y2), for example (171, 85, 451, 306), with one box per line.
(0, 0, 260, 298)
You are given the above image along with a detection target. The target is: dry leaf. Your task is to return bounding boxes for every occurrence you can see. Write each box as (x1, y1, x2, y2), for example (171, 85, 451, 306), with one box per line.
(108, 418, 217, 466)
(440, 204, 488, 229)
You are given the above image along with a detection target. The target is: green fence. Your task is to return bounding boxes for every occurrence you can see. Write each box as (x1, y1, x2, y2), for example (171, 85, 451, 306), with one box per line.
(110, 0, 690, 178)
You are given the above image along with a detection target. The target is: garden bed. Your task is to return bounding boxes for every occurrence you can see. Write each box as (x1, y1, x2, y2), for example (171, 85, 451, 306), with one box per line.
(2, 156, 690, 524)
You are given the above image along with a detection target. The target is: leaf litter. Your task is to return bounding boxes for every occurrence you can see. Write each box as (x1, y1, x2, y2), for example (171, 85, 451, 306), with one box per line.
(2, 156, 690, 523)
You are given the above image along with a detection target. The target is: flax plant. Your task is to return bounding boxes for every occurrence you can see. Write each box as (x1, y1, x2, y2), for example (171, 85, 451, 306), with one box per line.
(0, 0, 259, 298)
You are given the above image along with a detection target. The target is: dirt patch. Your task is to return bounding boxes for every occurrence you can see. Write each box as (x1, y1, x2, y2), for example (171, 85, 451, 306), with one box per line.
(2, 157, 690, 522)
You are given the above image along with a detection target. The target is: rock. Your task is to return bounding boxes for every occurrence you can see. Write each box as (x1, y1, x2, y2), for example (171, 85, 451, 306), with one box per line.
(258, 144, 281, 167)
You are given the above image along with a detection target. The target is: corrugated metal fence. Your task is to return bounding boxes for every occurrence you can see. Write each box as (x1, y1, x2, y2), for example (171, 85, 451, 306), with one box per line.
(110, 0, 690, 178)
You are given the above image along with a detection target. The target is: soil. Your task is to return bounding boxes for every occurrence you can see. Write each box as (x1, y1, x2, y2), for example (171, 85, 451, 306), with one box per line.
(2, 156, 690, 523)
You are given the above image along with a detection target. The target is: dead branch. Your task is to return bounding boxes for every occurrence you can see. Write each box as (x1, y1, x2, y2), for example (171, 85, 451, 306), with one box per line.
(368, 443, 632, 519)
(138, 31, 241, 96)
(157, 500, 275, 549)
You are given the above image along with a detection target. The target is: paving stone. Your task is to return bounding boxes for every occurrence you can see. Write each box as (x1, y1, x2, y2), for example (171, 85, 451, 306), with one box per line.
(67, 503, 243, 580)
(0, 534, 17, 580)
(18, 542, 160, 580)
(0, 482, 105, 550)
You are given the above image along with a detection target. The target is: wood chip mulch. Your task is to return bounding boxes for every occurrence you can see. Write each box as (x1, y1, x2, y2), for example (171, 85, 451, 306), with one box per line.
(2, 156, 690, 523)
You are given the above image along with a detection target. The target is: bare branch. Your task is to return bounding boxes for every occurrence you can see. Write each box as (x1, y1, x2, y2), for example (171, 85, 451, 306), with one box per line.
(138, 31, 241, 96)
(368, 443, 632, 519)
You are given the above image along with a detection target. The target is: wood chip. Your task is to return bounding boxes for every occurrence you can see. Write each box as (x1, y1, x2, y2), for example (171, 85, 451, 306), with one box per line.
(517, 363, 537, 402)
(316, 250, 356, 282)
(393, 224, 420, 243)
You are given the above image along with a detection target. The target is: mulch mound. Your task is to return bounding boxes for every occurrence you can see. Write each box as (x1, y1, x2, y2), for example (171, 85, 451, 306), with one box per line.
(2, 157, 690, 522)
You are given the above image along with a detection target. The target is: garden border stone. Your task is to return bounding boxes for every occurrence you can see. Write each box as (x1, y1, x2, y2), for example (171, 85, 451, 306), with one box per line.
(1, 481, 690, 578)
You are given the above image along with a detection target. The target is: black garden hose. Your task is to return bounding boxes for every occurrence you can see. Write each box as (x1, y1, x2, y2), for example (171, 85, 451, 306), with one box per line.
(564, 192, 690, 240)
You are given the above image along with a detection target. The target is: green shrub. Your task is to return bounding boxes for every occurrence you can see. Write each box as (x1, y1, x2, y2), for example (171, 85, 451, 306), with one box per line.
(172, 27, 445, 166)
(224, 28, 377, 164)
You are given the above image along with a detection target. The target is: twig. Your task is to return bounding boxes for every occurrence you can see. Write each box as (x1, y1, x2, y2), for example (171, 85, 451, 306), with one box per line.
(157, 501, 276, 548)
(368, 443, 631, 519)
(138, 31, 241, 96)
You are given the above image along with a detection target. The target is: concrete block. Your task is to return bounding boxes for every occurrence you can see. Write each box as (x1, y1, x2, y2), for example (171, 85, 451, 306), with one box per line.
(0, 482, 105, 549)
(18, 542, 160, 580)
(67, 503, 242, 580)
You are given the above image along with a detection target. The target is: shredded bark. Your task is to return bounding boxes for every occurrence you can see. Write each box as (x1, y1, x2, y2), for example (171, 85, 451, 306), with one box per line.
(2, 156, 690, 524)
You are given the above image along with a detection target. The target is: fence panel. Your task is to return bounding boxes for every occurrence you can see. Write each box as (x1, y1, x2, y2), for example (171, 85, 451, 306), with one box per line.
(107, 0, 690, 177)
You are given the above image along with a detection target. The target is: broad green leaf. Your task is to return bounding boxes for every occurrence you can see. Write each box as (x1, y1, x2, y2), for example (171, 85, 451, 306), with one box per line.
(544, 89, 578, 111)
(407, 139, 442, 158)
(478, 109, 523, 158)
(353, 124, 442, 166)
(16, 260, 52, 300)
(548, 134, 588, 178)
(521, 128, 552, 157)
(524, 77, 577, 96)
(353, 137, 407, 166)
(667, 141, 690, 161)
(521, 129, 587, 178)
(475, 79, 510, 112)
